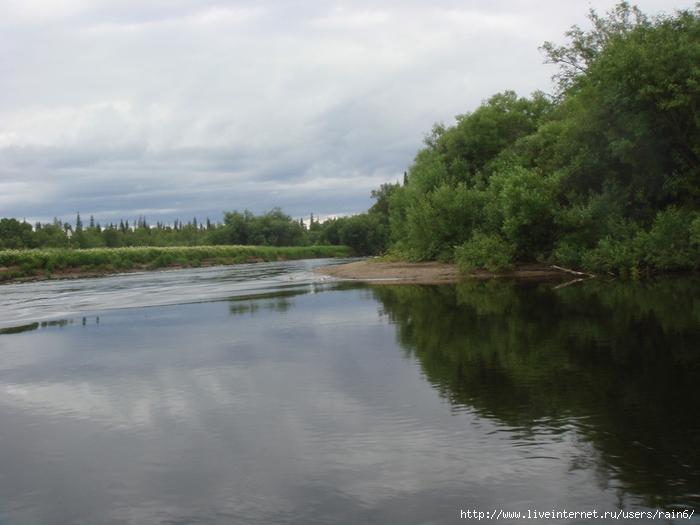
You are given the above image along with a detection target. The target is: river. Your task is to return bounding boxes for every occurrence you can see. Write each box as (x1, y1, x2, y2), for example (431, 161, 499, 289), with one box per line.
(0, 259, 698, 524)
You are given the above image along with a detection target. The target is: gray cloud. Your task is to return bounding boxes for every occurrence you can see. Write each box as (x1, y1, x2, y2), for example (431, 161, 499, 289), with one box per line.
(0, 0, 683, 225)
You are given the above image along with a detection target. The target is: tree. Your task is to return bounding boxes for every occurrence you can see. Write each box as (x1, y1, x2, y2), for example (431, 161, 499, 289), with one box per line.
(213, 210, 251, 245)
(0, 218, 34, 249)
(584, 6, 700, 198)
(540, 2, 648, 93)
(103, 226, 122, 248)
(316, 214, 389, 255)
(387, 91, 552, 262)
(369, 183, 399, 218)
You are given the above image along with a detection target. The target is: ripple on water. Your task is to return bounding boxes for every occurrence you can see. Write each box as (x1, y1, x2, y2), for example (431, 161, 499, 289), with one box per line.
(0, 258, 354, 330)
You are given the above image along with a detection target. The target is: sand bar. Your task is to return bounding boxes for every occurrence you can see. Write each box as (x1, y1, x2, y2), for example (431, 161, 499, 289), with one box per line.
(314, 259, 570, 284)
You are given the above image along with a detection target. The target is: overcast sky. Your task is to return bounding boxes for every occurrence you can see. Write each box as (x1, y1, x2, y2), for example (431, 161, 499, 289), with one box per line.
(0, 0, 683, 227)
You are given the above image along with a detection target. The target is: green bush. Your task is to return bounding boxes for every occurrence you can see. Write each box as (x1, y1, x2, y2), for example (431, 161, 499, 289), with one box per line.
(489, 166, 561, 258)
(455, 233, 516, 273)
(579, 209, 700, 276)
(640, 208, 700, 271)
(550, 241, 586, 269)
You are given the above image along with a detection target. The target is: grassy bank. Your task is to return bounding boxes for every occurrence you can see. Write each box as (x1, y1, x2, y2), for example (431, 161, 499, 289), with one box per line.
(0, 245, 353, 282)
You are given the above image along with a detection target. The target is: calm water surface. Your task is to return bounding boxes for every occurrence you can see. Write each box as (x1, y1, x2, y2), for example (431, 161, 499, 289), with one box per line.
(0, 260, 698, 524)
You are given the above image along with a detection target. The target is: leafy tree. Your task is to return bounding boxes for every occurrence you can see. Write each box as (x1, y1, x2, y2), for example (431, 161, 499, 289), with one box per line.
(389, 91, 552, 262)
(316, 213, 389, 255)
(103, 226, 122, 248)
(210, 210, 252, 245)
(585, 7, 700, 198)
(0, 218, 34, 249)
(540, 2, 648, 93)
(208, 208, 307, 247)
(369, 183, 399, 217)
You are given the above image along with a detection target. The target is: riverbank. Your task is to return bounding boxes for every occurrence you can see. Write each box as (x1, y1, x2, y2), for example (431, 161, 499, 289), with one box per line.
(0, 245, 353, 284)
(313, 259, 570, 284)
(0, 257, 257, 284)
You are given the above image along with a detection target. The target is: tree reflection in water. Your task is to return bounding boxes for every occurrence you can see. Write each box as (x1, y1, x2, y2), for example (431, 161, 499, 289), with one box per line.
(372, 277, 700, 511)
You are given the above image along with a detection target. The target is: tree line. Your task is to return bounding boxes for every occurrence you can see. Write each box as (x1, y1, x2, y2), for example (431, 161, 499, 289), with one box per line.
(0, 199, 393, 256)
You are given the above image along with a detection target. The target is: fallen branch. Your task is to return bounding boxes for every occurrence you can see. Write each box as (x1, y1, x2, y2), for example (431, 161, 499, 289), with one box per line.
(551, 265, 595, 278)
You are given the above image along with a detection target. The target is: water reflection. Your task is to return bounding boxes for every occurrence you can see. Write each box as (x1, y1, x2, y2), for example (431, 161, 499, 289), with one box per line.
(228, 289, 312, 315)
(372, 277, 700, 511)
(0, 266, 699, 523)
(0, 318, 101, 335)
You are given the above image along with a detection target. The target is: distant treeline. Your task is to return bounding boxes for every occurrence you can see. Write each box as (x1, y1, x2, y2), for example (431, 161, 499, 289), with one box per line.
(0, 198, 392, 256)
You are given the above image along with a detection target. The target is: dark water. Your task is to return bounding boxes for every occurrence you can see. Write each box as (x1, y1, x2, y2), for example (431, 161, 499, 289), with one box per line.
(0, 260, 699, 524)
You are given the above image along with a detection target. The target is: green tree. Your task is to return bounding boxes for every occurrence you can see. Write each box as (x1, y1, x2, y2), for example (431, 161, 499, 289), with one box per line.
(0, 218, 34, 249)
(369, 183, 399, 217)
(103, 226, 123, 248)
(585, 6, 700, 198)
(388, 91, 552, 262)
(540, 2, 648, 93)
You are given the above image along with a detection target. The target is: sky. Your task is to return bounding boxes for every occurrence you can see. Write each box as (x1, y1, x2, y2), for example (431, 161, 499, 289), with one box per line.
(0, 0, 684, 227)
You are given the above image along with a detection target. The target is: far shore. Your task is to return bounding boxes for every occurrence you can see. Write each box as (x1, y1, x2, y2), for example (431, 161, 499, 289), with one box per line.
(313, 259, 571, 284)
(0, 255, 320, 284)
(0, 245, 351, 285)
(0, 259, 255, 284)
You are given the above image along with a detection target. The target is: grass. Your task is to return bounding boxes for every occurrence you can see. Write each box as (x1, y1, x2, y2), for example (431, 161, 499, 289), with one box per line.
(0, 245, 353, 282)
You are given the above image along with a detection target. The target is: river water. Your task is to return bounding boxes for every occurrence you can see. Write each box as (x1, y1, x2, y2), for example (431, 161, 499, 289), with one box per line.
(0, 259, 698, 524)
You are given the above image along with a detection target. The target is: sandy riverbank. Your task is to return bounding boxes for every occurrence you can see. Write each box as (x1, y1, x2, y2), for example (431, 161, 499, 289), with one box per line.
(313, 259, 570, 284)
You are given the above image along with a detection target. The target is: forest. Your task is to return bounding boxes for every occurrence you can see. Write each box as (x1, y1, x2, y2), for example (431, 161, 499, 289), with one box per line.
(388, 2, 700, 276)
(1, 3, 699, 277)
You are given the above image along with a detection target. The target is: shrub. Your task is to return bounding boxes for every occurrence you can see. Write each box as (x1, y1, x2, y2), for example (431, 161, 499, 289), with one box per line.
(455, 233, 516, 273)
(640, 208, 700, 271)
